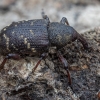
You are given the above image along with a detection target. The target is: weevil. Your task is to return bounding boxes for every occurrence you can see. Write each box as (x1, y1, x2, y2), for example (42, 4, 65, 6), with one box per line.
(0, 11, 88, 85)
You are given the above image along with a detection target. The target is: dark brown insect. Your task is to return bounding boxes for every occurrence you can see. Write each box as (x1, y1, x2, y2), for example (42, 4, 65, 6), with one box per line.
(0, 11, 88, 85)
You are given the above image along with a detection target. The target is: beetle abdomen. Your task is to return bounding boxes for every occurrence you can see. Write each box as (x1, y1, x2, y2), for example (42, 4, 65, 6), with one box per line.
(0, 19, 49, 55)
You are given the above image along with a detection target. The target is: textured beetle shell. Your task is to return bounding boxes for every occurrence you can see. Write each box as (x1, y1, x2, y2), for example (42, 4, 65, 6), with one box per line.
(0, 19, 49, 55)
(48, 22, 76, 48)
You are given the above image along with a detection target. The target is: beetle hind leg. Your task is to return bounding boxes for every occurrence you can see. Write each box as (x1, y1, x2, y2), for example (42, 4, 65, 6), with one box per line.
(60, 17, 69, 25)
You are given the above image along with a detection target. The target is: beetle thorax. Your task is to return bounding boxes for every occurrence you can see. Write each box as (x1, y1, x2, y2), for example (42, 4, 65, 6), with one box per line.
(48, 22, 73, 48)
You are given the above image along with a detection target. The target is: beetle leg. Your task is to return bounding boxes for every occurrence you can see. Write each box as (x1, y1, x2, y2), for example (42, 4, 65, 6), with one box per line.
(0, 58, 7, 71)
(41, 9, 50, 23)
(0, 54, 21, 71)
(57, 51, 71, 85)
(60, 17, 69, 25)
(26, 53, 47, 80)
(32, 53, 47, 73)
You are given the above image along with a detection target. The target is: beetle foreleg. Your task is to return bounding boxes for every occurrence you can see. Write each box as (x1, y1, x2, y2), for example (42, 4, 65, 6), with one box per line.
(60, 17, 69, 25)
(0, 54, 21, 71)
(57, 51, 71, 85)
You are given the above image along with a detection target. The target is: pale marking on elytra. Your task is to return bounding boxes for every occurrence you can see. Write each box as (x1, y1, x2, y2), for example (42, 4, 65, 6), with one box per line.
(27, 43, 30, 49)
(3, 34, 6, 39)
(4, 34, 10, 51)
(31, 48, 36, 52)
(20, 35, 24, 38)
(56, 35, 62, 42)
(3, 34, 10, 51)
(12, 31, 15, 34)
(15, 24, 17, 27)
(30, 30, 34, 35)
(3, 28, 6, 31)
(11, 43, 18, 50)
(64, 34, 71, 43)
(6, 38, 9, 42)
(24, 38, 27, 44)
(31, 21, 34, 25)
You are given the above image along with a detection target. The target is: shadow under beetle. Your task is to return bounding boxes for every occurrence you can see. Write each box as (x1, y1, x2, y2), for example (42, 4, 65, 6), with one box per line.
(0, 11, 88, 85)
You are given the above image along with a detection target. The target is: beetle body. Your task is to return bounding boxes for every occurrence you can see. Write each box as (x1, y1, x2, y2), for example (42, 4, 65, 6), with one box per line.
(0, 12, 88, 85)
(0, 19, 88, 55)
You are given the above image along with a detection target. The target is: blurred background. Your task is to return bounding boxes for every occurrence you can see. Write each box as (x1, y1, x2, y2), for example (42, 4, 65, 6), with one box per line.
(0, 0, 100, 32)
